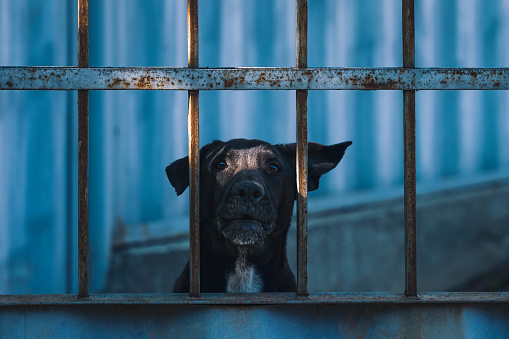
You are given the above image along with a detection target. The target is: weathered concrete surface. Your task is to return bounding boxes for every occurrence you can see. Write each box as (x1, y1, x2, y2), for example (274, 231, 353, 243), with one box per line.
(106, 178, 509, 293)
(3, 304, 509, 338)
(288, 178, 509, 292)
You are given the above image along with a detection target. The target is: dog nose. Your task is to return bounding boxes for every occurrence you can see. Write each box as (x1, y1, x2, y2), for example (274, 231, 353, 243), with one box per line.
(232, 180, 265, 205)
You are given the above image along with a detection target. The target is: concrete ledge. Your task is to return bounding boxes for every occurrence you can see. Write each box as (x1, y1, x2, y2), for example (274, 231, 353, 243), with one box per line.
(3, 303, 509, 337)
(106, 178, 509, 293)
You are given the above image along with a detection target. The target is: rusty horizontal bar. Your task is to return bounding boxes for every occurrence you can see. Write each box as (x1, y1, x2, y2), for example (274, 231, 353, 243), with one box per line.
(1, 67, 508, 91)
(1, 292, 508, 306)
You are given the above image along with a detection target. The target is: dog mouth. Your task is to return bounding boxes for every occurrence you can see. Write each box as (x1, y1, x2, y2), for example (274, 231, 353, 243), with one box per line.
(220, 215, 270, 246)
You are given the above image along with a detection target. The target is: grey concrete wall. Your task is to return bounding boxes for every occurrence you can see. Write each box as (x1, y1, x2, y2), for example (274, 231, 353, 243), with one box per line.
(106, 178, 509, 293)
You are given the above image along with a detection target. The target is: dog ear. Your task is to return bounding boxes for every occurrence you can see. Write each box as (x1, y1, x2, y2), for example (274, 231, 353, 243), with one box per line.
(307, 141, 352, 191)
(166, 156, 190, 196)
(166, 140, 224, 196)
(276, 141, 352, 192)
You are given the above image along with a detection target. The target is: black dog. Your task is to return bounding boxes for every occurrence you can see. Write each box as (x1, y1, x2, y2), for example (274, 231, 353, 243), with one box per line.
(166, 139, 351, 293)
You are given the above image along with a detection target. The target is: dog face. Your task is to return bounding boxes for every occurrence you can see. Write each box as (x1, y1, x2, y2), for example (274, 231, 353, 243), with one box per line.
(166, 139, 352, 259)
(205, 140, 291, 247)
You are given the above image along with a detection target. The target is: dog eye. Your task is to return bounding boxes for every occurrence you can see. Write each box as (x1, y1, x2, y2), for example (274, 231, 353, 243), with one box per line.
(216, 160, 228, 170)
(268, 163, 280, 173)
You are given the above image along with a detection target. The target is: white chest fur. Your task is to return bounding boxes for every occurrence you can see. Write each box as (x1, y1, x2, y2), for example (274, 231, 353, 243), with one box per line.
(226, 253, 263, 293)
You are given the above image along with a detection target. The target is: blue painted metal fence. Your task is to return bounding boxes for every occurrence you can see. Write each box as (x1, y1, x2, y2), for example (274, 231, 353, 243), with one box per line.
(0, 0, 508, 295)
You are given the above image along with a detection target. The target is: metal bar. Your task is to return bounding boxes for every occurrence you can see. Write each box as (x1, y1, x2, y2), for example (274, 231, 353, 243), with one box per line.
(78, 1, 89, 69)
(77, 0, 89, 299)
(1, 292, 509, 306)
(1, 67, 509, 90)
(403, 0, 417, 297)
(187, 0, 200, 298)
(188, 0, 199, 69)
(188, 90, 200, 298)
(296, 0, 309, 297)
(296, 90, 308, 296)
(295, 91, 308, 296)
(403, 91, 417, 297)
(77, 91, 89, 299)
(296, 0, 307, 68)
(403, 0, 415, 69)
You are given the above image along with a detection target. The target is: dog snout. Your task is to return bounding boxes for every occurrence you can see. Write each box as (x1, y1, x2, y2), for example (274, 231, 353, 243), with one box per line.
(231, 180, 265, 205)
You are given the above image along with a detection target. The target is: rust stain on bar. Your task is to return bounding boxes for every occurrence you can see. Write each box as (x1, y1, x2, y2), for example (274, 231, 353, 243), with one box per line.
(296, 0, 307, 68)
(2, 67, 509, 90)
(188, 0, 200, 298)
(77, 0, 89, 299)
(403, 0, 417, 298)
(296, 90, 309, 297)
(78, 0, 89, 68)
(403, 91, 417, 297)
(402, 0, 415, 68)
(188, 0, 199, 68)
(77, 90, 89, 299)
(296, 0, 309, 297)
(188, 90, 200, 299)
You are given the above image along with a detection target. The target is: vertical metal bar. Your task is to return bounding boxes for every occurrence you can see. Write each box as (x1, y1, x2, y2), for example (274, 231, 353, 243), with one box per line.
(403, 0, 417, 297)
(77, 0, 89, 299)
(296, 0, 307, 68)
(296, 0, 309, 297)
(187, 0, 200, 298)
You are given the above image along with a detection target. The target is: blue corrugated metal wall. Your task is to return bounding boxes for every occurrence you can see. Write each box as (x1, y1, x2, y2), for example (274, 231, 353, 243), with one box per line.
(0, 0, 508, 293)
